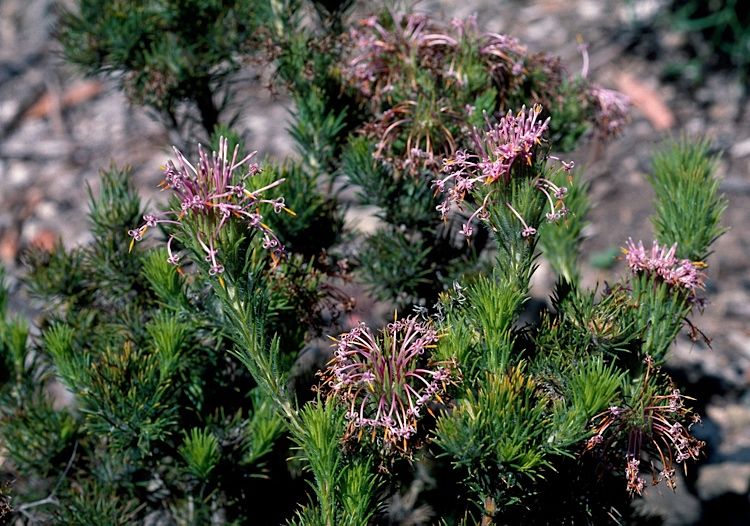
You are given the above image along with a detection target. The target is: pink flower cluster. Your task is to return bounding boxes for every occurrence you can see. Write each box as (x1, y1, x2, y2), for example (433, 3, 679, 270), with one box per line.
(434, 105, 568, 239)
(576, 43, 630, 137)
(344, 14, 531, 100)
(623, 239, 705, 294)
(624, 456, 645, 495)
(590, 86, 630, 137)
(587, 358, 704, 496)
(344, 13, 436, 97)
(320, 316, 455, 451)
(129, 137, 288, 275)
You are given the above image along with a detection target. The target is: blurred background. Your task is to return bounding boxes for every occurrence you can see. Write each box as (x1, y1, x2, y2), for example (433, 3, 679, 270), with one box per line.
(1, 0, 749, 523)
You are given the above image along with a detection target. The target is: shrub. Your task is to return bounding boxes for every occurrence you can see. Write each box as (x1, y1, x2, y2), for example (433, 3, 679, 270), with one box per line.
(0, 2, 726, 524)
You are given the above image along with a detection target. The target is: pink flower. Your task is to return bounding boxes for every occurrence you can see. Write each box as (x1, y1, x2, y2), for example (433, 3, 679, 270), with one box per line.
(587, 358, 704, 495)
(320, 316, 456, 451)
(129, 137, 289, 273)
(590, 86, 630, 137)
(622, 239, 705, 294)
(623, 238, 648, 272)
(433, 105, 562, 239)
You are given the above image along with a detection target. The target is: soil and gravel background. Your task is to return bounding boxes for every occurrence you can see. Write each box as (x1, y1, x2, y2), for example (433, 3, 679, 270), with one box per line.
(1, 0, 750, 523)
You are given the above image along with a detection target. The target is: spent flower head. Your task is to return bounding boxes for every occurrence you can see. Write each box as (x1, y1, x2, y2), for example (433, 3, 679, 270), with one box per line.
(129, 137, 291, 274)
(586, 357, 704, 495)
(319, 315, 457, 452)
(344, 13, 437, 99)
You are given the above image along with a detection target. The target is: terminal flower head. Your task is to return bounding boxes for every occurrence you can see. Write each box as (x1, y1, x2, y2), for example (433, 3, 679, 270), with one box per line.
(434, 105, 550, 202)
(128, 137, 290, 274)
(586, 357, 704, 495)
(433, 105, 570, 240)
(319, 315, 456, 452)
(344, 13, 435, 98)
(623, 239, 705, 295)
(590, 85, 630, 137)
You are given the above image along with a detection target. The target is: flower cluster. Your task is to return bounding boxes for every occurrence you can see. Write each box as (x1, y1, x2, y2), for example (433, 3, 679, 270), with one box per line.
(433, 105, 569, 238)
(576, 43, 630, 137)
(319, 316, 456, 451)
(344, 14, 534, 100)
(623, 239, 706, 294)
(128, 137, 289, 274)
(479, 31, 527, 74)
(344, 13, 437, 99)
(343, 14, 573, 174)
(589, 85, 630, 137)
(586, 357, 704, 495)
(368, 98, 463, 173)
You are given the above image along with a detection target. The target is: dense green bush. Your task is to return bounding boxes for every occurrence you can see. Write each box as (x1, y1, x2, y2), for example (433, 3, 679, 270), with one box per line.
(0, 1, 727, 524)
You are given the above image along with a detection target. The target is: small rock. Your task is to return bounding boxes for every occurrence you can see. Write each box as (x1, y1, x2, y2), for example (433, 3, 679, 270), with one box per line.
(696, 463, 750, 501)
(345, 205, 381, 235)
(661, 30, 687, 50)
(729, 332, 750, 357)
(577, 0, 603, 20)
(35, 200, 57, 220)
(6, 161, 30, 185)
(730, 138, 750, 159)
(618, 0, 667, 23)
(684, 117, 705, 136)
(524, 17, 566, 47)
(668, 339, 746, 390)
(637, 471, 701, 526)
(143, 510, 177, 526)
(704, 403, 750, 462)
(710, 101, 738, 122)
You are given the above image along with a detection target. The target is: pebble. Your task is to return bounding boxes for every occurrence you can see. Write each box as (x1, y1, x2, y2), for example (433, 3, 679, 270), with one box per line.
(697, 463, 750, 501)
(730, 138, 750, 159)
(5, 161, 30, 185)
(636, 471, 701, 526)
(345, 206, 381, 235)
(577, 0, 603, 20)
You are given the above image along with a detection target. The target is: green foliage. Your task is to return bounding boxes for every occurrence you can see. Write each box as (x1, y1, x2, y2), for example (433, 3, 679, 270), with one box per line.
(241, 388, 286, 467)
(140, 248, 189, 309)
(434, 366, 557, 509)
(649, 138, 728, 261)
(263, 162, 343, 257)
(538, 170, 591, 285)
(289, 400, 378, 526)
(58, 0, 280, 134)
(547, 79, 595, 152)
(465, 273, 526, 373)
(545, 286, 636, 358)
(627, 275, 691, 362)
(359, 227, 433, 304)
(568, 356, 624, 420)
(2, 165, 308, 523)
(0, 390, 77, 478)
(670, 0, 750, 82)
(180, 428, 221, 480)
(342, 136, 437, 228)
(1, 2, 730, 524)
(289, 87, 349, 176)
(52, 479, 142, 526)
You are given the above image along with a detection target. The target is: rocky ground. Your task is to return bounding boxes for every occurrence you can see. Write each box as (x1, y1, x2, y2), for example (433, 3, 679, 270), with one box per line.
(2, 0, 750, 523)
